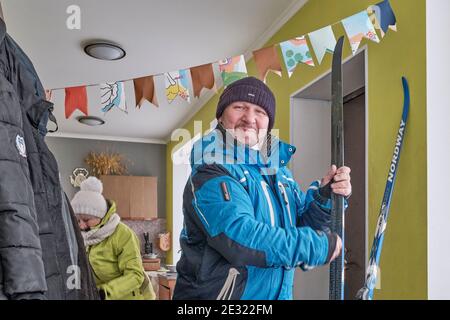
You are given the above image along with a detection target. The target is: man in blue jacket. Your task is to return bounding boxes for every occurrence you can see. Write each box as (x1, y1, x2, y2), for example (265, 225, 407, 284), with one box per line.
(173, 77, 352, 300)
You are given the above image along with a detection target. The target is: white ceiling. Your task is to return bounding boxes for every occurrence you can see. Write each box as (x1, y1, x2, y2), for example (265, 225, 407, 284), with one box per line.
(2, 0, 307, 143)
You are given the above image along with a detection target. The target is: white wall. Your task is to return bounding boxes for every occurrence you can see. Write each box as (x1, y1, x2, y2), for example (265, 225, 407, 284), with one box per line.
(171, 119, 217, 264)
(291, 98, 331, 300)
(427, 0, 450, 300)
(172, 137, 198, 264)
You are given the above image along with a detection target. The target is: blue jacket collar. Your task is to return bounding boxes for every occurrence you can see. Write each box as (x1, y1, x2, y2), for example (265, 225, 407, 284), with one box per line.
(190, 124, 296, 171)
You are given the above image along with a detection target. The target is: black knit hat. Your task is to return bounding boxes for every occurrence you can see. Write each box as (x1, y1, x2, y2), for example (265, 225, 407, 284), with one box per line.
(216, 77, 276, 131)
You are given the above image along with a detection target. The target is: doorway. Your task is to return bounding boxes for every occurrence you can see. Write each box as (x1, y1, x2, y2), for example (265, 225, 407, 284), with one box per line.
(290, 50, 367, 300)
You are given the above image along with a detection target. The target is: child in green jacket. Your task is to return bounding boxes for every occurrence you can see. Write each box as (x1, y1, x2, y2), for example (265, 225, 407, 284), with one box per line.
(71, 177, 155, 300)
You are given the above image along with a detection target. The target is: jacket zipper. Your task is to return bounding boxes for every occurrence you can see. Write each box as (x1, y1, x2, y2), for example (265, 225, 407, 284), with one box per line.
(260, 181, 276, 227)
(278, 182, 293, 227)
(267, 174, 287, 228)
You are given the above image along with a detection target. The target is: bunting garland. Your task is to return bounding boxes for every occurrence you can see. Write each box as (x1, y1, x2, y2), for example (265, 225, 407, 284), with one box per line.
(58, 0, 397, 117)
(367, 0, 397, 38)
(65, 86, 88, 119)
(100, 81, 127, 114)
(280, 36, 314, 78)
(253, 46, 282, 82)
(190, 63, 216, 98)
(133, 75, 158, 108)
(165, 69, 191, 104)
(342, 11, 380, 55)
(218, 55, 248, 87)
(308, 25, 337, 65)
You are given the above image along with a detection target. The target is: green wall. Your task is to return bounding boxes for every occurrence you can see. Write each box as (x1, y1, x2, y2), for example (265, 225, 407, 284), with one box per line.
(166, 0, 427, 299)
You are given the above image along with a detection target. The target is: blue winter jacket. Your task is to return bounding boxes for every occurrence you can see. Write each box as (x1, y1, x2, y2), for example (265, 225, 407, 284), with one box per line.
(173, 125, 340, 300)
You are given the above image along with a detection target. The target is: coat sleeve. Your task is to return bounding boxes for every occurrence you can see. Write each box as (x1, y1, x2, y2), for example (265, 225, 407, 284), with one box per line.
(98, 227, 145, 300)
(290, 177, 348, 233)
(187, 164, 331, 269)
(291, 179, 332, 232)
(0, 73, 47, 299)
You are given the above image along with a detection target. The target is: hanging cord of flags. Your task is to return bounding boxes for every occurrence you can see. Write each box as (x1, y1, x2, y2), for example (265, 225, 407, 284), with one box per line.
(54, 0, 397, 119)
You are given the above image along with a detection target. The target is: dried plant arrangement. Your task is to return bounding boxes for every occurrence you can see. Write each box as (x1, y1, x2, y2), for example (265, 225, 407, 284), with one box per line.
(84, 151, 129, 177)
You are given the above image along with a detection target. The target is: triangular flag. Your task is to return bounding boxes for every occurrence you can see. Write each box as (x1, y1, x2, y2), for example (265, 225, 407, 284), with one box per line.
(190, 63, 216, 98)
(165, 69, 191, 104)
(100, 81, 127, 114)
(342, 11, 380, 55)
(65, 86, 88, 119)
(279, 36, 314, 78)
(253, 46, 282, 82)
(308, 25, 337, 65)
(133, 76, 158, 108)
(367, 0, 397, 38)
(218, 55, 248, 87)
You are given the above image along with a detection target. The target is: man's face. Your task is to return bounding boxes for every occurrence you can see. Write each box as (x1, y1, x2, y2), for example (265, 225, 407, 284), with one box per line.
(77, 214, 101, 231)
(219, 101, 270, 147)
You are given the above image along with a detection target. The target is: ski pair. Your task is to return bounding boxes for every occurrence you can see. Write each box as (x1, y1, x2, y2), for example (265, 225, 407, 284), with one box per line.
(328, 36, 410, 300)
(355, 77, 410, 300)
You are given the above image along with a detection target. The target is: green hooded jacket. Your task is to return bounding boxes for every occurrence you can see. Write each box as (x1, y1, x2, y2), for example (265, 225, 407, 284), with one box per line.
(86, 201, 155, 300)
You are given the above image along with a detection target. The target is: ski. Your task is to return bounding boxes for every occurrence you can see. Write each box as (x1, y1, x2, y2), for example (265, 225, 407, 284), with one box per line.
(356, 77, 410, 300)
(329, 36, 346, 301)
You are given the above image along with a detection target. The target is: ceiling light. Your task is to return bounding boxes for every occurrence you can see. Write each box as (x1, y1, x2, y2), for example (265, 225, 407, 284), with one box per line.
(77, 116, 105, 126)
(83, 42, 126, 61)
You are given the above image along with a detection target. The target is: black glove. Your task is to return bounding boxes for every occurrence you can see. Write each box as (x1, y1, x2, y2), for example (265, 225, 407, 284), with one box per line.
(319, 181, 332, 199)
(325, 232, 339, 264)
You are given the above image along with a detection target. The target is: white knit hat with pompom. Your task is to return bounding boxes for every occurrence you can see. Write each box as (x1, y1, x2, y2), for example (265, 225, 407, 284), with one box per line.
(71, 176, 108, 218)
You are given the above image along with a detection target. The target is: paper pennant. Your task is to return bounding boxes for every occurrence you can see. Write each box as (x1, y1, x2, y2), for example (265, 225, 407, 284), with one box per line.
(133, 76, 158, 108)
(165, 69, 191, 104)
(100, 81, 127, 114)
(279, 36, 314, 78)
(218, 55, 248, 87)
(190, 63, 216, 98)
(308, 25, 337, 65)
(342, 11, 380, 55)
(64, 86, 88, 119)
(253, 46, 282, 82)
(367, 0, 397, 38)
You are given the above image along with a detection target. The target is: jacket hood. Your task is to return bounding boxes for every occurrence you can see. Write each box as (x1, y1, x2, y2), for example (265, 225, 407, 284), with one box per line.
(95, 200, 117, 229)
(0, 18, 46, 111)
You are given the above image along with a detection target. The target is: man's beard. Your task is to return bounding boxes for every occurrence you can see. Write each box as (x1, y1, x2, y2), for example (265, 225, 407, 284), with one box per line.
(235, 126, 268, 148)
(232, 126, 255, 145)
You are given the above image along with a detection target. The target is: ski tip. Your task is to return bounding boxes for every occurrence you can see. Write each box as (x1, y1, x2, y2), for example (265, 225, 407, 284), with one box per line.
(401, 77, 409, 91)
(332, 36, 345, 71)
(401, 76, 410, 118)
(335, 36, 345, 53)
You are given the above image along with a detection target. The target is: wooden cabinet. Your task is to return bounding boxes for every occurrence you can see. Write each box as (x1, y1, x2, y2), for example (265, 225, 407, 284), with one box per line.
(158, 275, 176, 300)
(100, 175, 157, 220)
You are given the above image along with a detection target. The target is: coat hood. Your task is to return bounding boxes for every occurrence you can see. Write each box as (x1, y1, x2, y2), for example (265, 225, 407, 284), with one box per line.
(96, 200, 117, 229)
